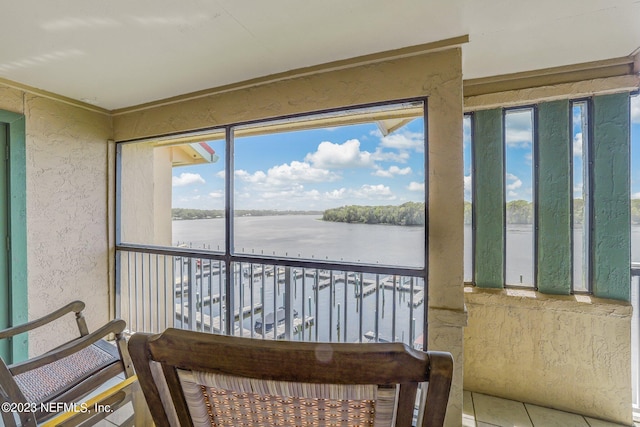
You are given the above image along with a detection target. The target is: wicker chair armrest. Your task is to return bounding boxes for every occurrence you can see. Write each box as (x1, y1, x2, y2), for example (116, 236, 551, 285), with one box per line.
(0, 301, 85, 340)
(8, 319, 126, 376)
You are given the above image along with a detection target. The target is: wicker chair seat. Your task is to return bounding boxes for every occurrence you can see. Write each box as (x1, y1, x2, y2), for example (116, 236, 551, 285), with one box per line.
(0, 301, 133, 427)
(14, 341, 119, 404)
(178, 370, 397, 427)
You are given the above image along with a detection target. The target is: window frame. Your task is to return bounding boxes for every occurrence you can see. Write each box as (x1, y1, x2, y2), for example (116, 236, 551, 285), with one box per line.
(115, 98, 430, 338)
(464, 112, 475, 285)
(569, 97, 594, 295)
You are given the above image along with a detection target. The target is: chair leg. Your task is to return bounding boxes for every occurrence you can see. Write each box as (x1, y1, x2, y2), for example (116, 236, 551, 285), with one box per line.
(116, 333, 135, 378)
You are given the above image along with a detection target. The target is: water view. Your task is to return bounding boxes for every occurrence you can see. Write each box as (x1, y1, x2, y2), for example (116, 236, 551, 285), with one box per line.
(174, 215, 426, 268)
(172, 215, 425, 346)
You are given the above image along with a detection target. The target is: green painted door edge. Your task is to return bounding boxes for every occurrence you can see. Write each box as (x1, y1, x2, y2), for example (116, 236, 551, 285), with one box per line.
(0, 111, 28, 362)
(0, 124, 8, 361)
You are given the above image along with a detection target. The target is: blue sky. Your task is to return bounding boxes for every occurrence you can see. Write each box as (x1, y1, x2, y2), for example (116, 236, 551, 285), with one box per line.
(172, 118, 426, 211)
(463, 94, 640, 202)
(173, 95, 640, 210)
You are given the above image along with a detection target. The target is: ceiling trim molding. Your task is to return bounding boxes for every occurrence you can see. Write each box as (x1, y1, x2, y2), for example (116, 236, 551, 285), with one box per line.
(463, 54, 638, 98)
(464, 75, 640, 111)
(0, 77, 111, 116)
(112, 35, 469, 116)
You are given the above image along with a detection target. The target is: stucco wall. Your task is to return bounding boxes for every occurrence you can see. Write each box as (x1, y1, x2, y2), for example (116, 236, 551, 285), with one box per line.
(464, 287, 632, 425)
(0, 86, 112, 356)
(114, 47, 466, 426)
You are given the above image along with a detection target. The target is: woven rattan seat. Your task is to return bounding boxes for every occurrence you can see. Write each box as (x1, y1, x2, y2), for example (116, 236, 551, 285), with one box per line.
(0, 301, 134, 427)
(129, 328, 454, 427)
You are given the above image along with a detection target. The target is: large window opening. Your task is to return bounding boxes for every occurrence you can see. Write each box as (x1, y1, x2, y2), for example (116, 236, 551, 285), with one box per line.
(116, 100, 427, 347)
(504, 108, 535, 287)
(629, 92, 640, 416)
(232, 103, 426, 267)
(463, 114, 473, 283)
(632, 93, 640, 265)
(571, 100, 591, 293)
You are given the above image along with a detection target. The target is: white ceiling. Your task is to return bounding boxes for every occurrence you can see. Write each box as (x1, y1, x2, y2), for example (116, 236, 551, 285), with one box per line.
(1, 0, 638, 110)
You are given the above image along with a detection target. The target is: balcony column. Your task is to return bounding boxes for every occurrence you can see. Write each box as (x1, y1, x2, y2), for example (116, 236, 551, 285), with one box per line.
(426, 46, 467, 427)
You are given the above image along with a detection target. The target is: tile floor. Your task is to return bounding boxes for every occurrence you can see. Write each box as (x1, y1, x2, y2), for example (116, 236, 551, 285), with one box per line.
(463, 391, 637, 427)
(75, 382, 640, 427)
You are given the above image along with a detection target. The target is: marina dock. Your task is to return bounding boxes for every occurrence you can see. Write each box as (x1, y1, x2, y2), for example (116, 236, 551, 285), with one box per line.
(175, 304, 313, 339)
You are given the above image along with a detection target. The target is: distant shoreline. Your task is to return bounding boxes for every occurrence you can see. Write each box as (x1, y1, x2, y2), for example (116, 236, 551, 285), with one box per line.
(172, 208, 323, 221)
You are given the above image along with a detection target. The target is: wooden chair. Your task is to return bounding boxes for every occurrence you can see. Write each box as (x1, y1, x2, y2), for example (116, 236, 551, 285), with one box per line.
(129, 328, 454, 427)
(0, 301, 134, 426)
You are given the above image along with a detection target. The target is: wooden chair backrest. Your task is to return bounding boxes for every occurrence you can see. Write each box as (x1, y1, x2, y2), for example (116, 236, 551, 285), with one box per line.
(129, 328, 453, 427)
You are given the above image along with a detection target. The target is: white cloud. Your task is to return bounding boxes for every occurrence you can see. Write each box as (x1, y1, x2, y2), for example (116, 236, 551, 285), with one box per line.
(236, 161, 339, 188)
(371, 148, 410, 163)
(172, 172, 205, 187)
(573, 132, 583, 157)
(505, 129, 532, 147)
(379, 131, 424, 152)
(268, 162, 336, 185)
(239, 183, 399, 207)
(505, 173, 522, 191)
(235, 169, 266, 183)
(260, 186, 306, 200)
(305, 139, 373, 169)
(505, 110, 533, 147)
(407, 182, 425, 192)
(631, 95, 640, 124)
(632, 192, 640, 199)
(463, 116, 472, 147)
(208, 191, 224, 199)
(325, 188, 348, 200)
(351, 184, 395, 200)
(315, 185, 396, 201)
(374, 165, 412, 178)
(464, 175, 472, 199)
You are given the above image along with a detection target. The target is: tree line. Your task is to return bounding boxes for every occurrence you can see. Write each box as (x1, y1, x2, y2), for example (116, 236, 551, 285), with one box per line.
(174, 199, 640, 225)
(464, 199, 640, 225)
(322, 202, 425, 226)
(172, 208, 322, 220)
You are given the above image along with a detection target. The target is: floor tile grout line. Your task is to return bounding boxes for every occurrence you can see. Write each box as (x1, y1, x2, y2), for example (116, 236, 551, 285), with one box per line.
(470, 391, 478, 427)
(523, 401, 535, 426)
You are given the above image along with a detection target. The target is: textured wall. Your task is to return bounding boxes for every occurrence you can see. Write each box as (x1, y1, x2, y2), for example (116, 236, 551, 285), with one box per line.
(0, 87, 113, 355)
(473, 109, 504, 287)
(26, 95, 112, 354)
(592, 93, 631, 301)
(464, 287, 632, 425)
(536, 100, 572, 294)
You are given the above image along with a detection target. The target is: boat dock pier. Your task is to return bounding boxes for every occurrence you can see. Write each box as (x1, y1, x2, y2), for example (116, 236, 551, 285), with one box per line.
(175, 304, 313, 339)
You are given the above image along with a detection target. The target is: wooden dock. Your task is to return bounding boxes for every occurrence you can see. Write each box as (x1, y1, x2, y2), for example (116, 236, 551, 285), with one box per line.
(174, 304, 313, 339)
(263, 316, 315, 340)
(175, 304, 261, 334)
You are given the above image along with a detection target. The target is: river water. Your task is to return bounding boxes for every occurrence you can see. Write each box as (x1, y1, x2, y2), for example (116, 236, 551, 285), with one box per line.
(173, 215, 426, 268)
